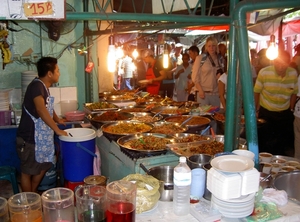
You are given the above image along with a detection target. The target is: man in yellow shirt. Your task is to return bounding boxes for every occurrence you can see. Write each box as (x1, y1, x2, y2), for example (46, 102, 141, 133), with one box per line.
(254, 50, 298, 156)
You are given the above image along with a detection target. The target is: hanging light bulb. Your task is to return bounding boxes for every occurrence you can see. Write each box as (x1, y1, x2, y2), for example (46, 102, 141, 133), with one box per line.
(266, 34, 278, 60)
(163, 43, 169, 68)
(132, 48, 138, 59)
(107, 35, 116, 72)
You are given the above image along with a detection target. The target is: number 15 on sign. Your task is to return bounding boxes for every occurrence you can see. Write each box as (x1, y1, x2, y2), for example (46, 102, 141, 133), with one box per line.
(23, 2, 53, 17)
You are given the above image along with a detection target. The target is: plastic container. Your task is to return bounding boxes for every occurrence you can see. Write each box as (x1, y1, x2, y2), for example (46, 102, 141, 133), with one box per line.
(106, 180, 136, 222)
(59, 128, 96, 182)
(60, 100, 78, 116)
(75, 185, 106, 222)
(8, 192, 42, 222)
(0, 111, 11, 126)
(0, 197, 9, 222)
(41, 187, 75, 222)
(65, 111, 85, 122)
(173, 156, 191, 216)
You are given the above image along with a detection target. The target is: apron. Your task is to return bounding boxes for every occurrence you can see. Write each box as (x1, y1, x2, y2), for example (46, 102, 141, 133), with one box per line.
(24, 79, 55, 163)
(146, 61, 161, 95)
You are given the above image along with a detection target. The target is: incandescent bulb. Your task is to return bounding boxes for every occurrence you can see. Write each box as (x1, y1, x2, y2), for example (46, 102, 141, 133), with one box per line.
(132, 49, 138, 59)
(266, 43, 278, 60)
(107, 45, 116, 73)
(163, 50, 169, 68)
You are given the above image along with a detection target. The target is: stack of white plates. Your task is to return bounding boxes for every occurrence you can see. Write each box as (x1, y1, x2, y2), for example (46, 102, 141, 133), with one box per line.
(0, 89, 11, 111)
(211, 193, 255, 218)
(21, 71, 37, 100)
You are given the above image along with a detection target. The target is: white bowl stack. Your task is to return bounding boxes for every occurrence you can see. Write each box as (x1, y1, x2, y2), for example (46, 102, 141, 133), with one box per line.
(207, 154, 260, 219)
(21, 71, 37, 102)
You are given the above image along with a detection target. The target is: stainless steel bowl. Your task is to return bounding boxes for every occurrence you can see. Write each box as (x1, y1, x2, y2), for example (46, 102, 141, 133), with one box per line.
(273, 171, 300, 202)
(187, 154, 212, 169)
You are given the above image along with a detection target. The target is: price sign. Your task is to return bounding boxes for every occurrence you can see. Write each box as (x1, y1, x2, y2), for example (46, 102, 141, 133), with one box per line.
(23, 2, 53, 17)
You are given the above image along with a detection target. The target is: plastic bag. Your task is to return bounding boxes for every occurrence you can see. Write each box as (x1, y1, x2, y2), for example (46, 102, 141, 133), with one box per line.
(122, 174, 160, 214)
(245, 187, 283, 221)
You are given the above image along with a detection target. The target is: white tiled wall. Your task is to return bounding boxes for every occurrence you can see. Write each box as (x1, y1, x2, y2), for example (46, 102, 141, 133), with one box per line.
(49, 87, 77, 116)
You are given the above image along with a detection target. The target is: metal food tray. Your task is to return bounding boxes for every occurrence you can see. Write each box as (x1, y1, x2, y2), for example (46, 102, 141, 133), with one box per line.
(117, 133, 175, 153)
(105, 95, 137, 103)
(86, 112, 134, 129)
(166, 140, 214, 157)
(164, 115, 211, 129)
(101, 121, 154, 141)
(173, 133, 212, 143)
(150, 122, 188, 135)
(130, 112, 164, 123)
(151, 106, 190, 116)
(84, 102, 119, 114)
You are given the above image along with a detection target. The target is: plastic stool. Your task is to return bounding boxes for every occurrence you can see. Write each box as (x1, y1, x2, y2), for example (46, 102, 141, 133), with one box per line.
(0, 166, 19, 194)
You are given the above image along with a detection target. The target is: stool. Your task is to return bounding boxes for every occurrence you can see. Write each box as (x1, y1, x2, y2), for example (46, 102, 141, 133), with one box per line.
(0, 166, 19, 194)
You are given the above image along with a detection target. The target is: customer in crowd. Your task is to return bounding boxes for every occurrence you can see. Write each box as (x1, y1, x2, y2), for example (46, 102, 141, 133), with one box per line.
(218, 43, 227, 72)
(120, 49, 135, 90)
(142, 49, 169, 95)
(191, 36, 224, 106)
(187, 45, 200, 101)
(173, 53, 191, 101)
(294, 74, 300, 160)
(16, 57, 68, 192)
(254, 50, 298, 156)
(135, 49, 148, 90)
(292, 43, 300, 74)
(218, 71, 227, 112)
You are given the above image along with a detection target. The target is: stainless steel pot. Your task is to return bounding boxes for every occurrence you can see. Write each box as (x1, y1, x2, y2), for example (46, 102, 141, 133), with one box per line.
(273, 171, 300, 203)
(147, 166, 174, 201)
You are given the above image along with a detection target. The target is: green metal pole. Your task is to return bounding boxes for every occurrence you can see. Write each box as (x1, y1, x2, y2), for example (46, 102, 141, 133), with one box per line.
(66, 12, 231, 24)
(224, 0, 239, 153)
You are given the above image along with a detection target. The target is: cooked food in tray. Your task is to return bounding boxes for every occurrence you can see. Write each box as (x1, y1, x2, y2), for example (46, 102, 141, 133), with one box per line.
(131, 112, 163, 123)
(167, 140, 224, 157)
(91, 111, 133, 122)
(165, 115, 210, 126)
(173, 133, 211, 143)
(150, 122, 187, 135)
(101, 121, 153, 135)
(84, 102, 119, 112)
(117, 133, 174, 152)
(151, 106, 190, 116)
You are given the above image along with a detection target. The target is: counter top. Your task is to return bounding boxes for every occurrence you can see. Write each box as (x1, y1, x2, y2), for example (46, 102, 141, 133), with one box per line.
(136, 199, 300, 222)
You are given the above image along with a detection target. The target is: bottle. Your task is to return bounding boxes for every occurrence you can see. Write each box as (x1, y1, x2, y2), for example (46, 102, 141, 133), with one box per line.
(173, 156, 191, 216)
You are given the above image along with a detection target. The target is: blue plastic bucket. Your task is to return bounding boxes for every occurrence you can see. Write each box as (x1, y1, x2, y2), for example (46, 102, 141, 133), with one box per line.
(59, 128, 96, 182)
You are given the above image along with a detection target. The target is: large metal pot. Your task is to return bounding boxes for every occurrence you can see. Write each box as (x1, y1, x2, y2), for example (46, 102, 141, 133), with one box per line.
(273, 171, 300, 202)
(147, 166, 174, 202)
